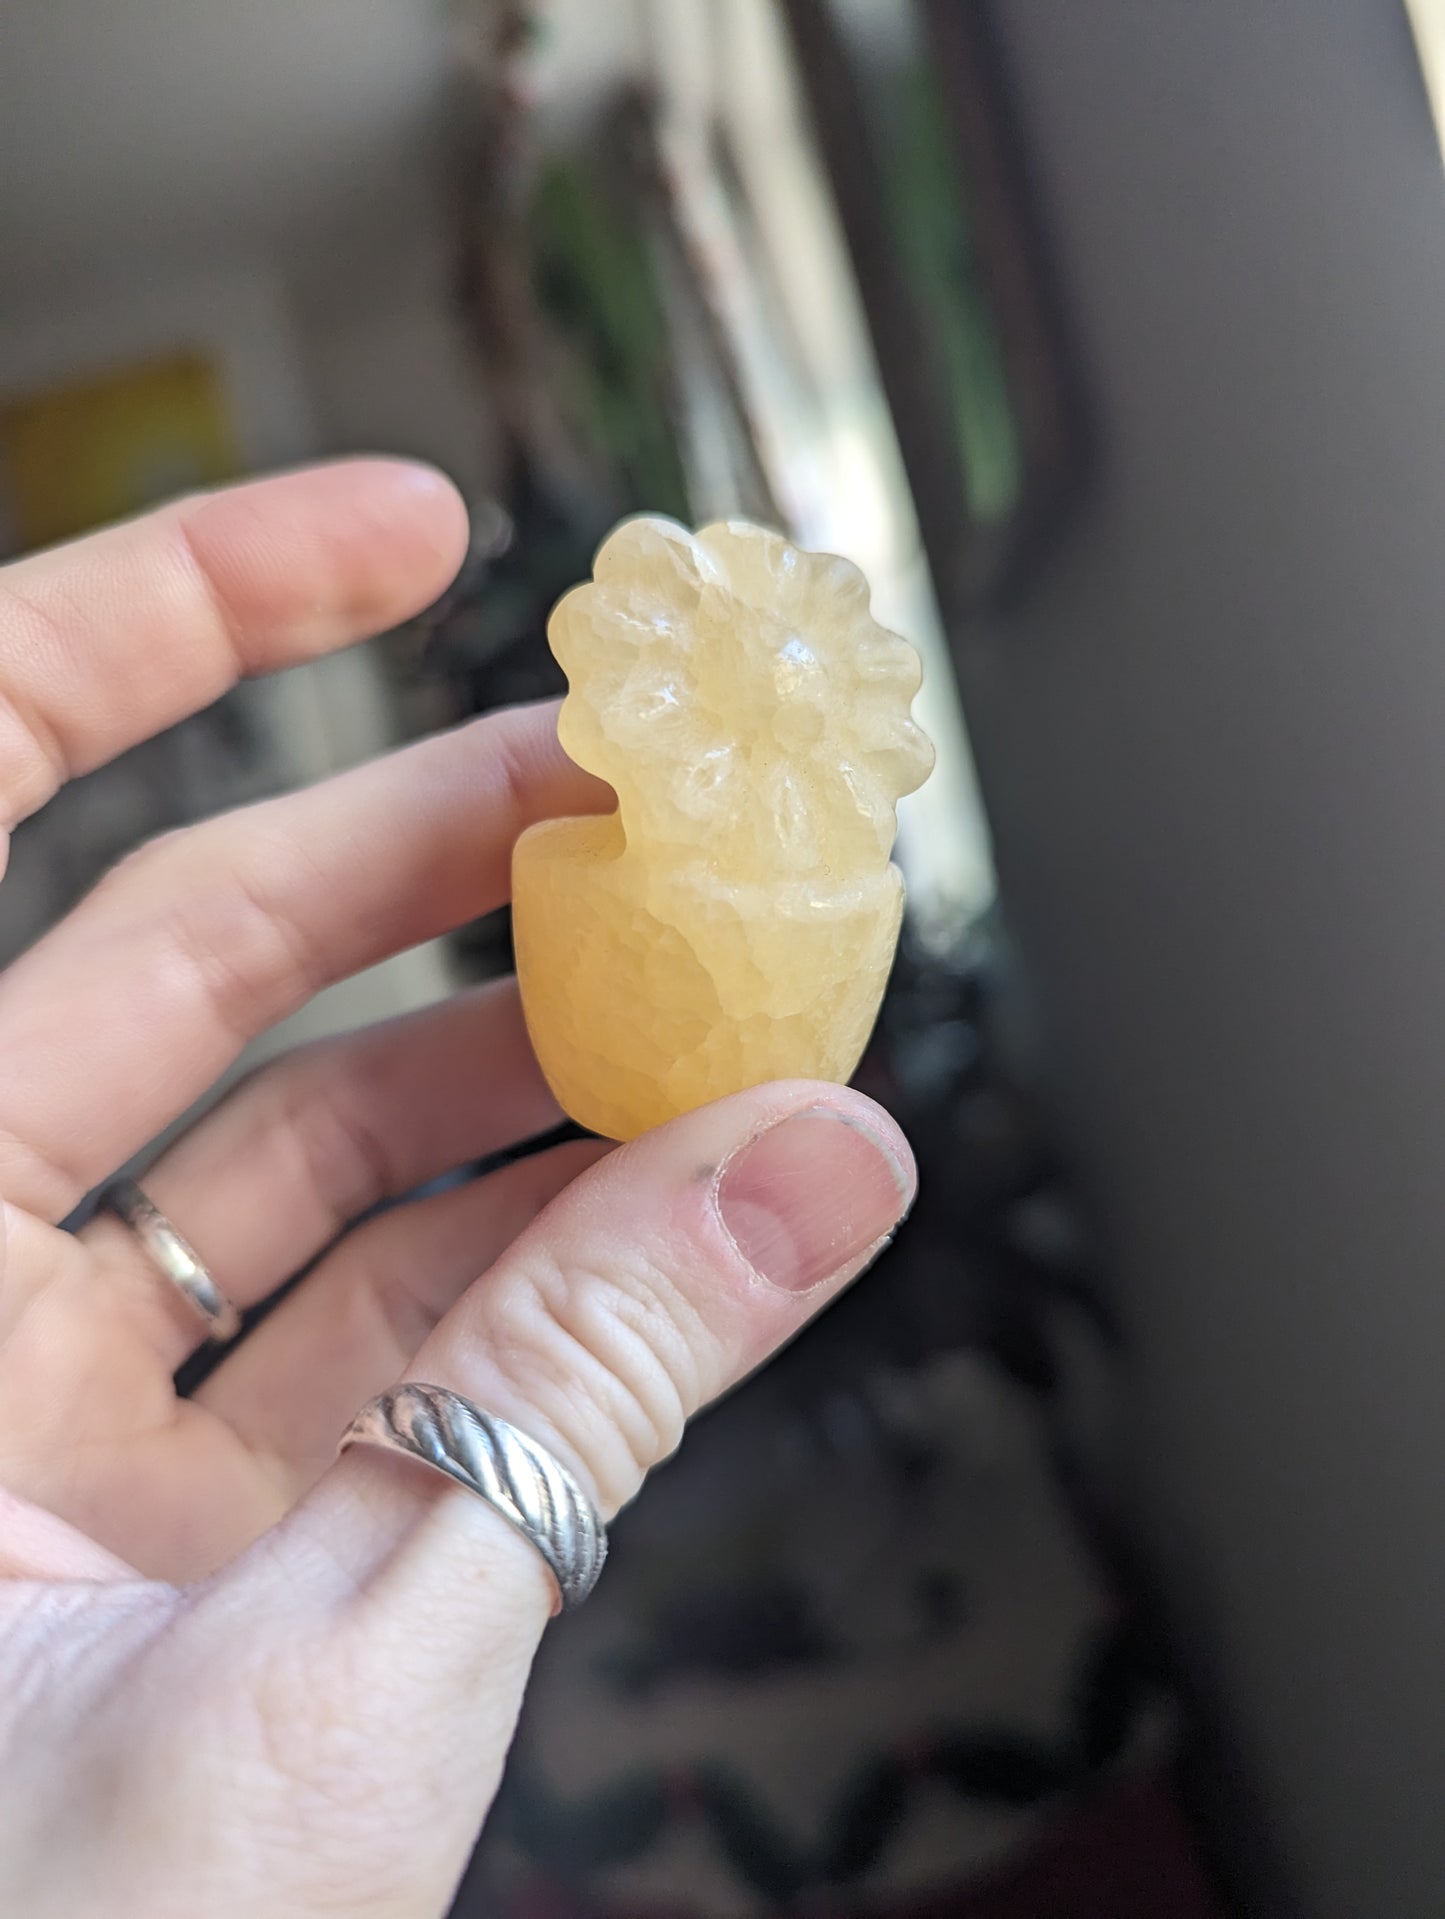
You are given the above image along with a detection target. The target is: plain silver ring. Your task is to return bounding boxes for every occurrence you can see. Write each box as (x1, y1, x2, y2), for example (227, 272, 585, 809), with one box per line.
(98, 1177, 243, 1344)
(339, 1384, 608, 1610)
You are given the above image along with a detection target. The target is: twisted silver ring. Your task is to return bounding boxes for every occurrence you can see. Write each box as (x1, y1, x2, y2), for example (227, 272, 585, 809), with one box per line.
(98, 1177, 242, 1344)
(340, 1384, 607, 1610)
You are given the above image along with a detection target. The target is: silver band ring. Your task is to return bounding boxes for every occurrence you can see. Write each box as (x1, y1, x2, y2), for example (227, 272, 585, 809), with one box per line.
(98, 1178, 243, 1344)
(340, 1384, 607, 1610)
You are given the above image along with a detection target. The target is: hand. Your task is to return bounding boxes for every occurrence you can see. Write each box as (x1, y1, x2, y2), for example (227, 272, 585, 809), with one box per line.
(0, 461, 916, 1918)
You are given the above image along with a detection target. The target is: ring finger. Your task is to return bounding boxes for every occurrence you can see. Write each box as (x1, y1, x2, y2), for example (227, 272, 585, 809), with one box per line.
(60, 978, 569, 1370)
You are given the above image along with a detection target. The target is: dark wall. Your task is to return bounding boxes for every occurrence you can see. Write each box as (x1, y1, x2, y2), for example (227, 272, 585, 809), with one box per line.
(961, 7, 1445, 1915)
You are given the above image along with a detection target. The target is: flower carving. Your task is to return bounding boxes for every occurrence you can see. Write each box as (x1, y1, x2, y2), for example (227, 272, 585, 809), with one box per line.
(550, 517, 934, 878)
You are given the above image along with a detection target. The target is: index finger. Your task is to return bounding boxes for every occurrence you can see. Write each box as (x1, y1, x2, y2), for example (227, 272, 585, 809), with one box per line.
(0, 458, 469, 836)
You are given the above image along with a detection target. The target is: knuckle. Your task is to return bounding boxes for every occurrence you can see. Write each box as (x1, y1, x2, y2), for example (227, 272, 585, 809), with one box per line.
(269, 1057, 398, 1238)
(352, 1237, 439, 1362)
(105, 821, 329, 1046)
(0, 589, 73, 822)
(166, 896, 300, 1045)
(0, 688, 64, 825)
(486, 1250, 714, 1511)
(98, 824, 188, 891)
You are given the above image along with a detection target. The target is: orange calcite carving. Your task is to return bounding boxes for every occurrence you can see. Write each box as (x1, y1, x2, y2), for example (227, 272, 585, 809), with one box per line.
(512, 516, 934, 1141)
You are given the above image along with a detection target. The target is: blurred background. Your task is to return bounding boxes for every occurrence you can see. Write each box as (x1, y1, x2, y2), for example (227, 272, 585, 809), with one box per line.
(8, 3, 1445, 1916)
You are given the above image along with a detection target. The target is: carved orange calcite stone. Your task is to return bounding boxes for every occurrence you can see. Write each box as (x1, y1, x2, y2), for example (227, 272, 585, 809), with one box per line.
(512, 516, 934, 1141)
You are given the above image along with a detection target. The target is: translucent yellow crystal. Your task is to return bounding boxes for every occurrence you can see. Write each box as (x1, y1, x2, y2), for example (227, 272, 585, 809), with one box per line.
(512, 516, 935, 1141)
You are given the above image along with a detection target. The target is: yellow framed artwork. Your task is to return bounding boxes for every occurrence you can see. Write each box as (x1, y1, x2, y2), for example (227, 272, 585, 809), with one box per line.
(0, 350, 242, 554)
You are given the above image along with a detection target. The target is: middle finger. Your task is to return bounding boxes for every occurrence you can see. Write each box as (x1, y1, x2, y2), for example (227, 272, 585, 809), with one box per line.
(0, 700, 609, 1222)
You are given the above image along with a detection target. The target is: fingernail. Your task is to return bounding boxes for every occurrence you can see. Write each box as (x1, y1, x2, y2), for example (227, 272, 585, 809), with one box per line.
(715, 1106, 917, 1294)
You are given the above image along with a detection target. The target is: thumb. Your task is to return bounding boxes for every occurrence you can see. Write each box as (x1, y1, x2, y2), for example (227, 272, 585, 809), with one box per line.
(222, 1082, 914, 1910)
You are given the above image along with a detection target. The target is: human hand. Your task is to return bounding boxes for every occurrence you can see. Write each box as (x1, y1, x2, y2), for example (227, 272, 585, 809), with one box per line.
(0, 462, 916, 1918)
